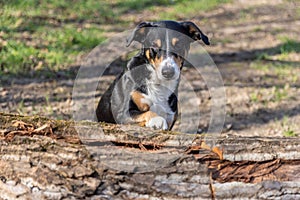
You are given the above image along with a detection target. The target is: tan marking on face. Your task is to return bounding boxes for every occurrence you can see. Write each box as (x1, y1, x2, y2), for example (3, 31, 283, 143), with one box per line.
(154, 39, 161, 48)
(145, 49, 164, 70)
(133, 111, 158, 126)
(131, 91, 150, 112)
(173, 55, 183, 68)
(188, 25, 197, 34)
(145, 49, 151, 60)
(153, 55, 164, 69)
(171, 37, 179, 46)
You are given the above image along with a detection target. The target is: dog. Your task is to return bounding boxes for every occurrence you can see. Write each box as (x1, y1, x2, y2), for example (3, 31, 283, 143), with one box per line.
(96, 20, 210, 130)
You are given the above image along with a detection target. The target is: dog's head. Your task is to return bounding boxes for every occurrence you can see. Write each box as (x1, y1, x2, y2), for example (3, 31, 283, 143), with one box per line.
(126, 20, 210, 81)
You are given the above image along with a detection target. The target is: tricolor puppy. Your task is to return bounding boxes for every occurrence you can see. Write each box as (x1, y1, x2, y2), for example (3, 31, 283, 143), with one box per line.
(96, 20, 210, 130)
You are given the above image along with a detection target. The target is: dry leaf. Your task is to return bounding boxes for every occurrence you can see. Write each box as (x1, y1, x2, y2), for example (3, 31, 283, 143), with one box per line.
(212, 146, 223, 160)
(200, 141, 211, 151)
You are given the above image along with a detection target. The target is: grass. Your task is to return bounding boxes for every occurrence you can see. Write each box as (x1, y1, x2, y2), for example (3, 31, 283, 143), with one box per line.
(249, 91, 262, 103)
(214, 38, 234, 45)
(256, 37, 300, 61)
(0, 0, 109, 77)
(158, 0, 231, 19)
(283, 127, 297, 137)
(0, 0, 229, 77)
(252, 37, 300, 83)
(271, 84, 289, 102)
(297, 6, 300, 18)
(249, 83, 290, 104)
(0, 30, 106, 77)
(250, 60, 299, 84)
(253, 26, 263, 32)
(281, 116, 297, 137)
(278, 37, 300, 56)
(16, 99, 25, 115)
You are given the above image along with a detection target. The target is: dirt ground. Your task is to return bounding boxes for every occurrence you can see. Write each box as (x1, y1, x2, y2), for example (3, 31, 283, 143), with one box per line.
(1, 0, 300, 137)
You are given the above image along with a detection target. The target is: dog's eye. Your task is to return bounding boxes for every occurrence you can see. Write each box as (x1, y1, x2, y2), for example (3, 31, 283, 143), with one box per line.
(173, 42, 182, 50)
(151, 42, 159, 49)
(149, 47, 157, 57)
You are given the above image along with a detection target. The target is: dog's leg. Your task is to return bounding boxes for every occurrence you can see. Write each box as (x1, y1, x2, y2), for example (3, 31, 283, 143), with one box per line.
(130, 90, 152, 112)
(133, 111, 168, 130)
(130, 91, 169, 130)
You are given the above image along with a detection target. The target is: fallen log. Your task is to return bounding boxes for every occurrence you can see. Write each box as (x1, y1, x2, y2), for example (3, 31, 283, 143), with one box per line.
(0, 113, 299, 199)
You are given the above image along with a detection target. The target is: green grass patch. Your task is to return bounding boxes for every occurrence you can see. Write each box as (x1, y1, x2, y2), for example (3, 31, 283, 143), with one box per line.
(279, 38, 300, 54)
(281, 116, 297, 137)
(213, 38, 234, 45)
(250, 60, 299, 83)
(159, 0, 230, 19)
(253, 26, 263, 32)
(0, 2, 106, 76)
(297, 7, 300, 18)
(0, 0, 109, 76)
(249, 91, 262, 103)
(251, 59, 299, 87)
(0, 0, 229, 77)
(283, 127, 297, 137)
(249, 84, 290, 104)
(251, 60, 299, 71)
(115, 0, 172, 13)
(0, 41, 39, 74)
(255, 38, 300, 62)
(0, 0, 116, 24)
(0, 26, 105, 76)
(271, 85, 289, 102)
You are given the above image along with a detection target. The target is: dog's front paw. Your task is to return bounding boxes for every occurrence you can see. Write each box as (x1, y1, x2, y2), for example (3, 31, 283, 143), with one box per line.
(146, 116, 168, 130)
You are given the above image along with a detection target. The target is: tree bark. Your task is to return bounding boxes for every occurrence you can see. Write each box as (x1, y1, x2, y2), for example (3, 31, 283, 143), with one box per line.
(0, 113, 299, 199)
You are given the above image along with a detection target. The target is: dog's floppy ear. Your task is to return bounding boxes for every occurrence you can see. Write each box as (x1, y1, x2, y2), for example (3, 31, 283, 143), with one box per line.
(180, 21, 210, 45)
(126, 21, 155, 47)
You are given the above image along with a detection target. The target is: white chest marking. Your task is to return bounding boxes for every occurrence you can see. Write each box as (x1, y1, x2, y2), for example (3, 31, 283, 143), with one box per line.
(142, 77, 178, 126)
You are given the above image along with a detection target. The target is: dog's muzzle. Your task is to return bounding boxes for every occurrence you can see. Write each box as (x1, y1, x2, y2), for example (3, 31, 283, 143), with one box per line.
(159, 57, 179, 80)
(162, 66, 175, 79)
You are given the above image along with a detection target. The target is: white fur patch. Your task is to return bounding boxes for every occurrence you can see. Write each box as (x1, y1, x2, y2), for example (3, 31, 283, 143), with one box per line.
(140, 94, 153, 107)
(142, 64, 178, 128)
(146, 116, 168, 130)
(157, 57, 180, 81)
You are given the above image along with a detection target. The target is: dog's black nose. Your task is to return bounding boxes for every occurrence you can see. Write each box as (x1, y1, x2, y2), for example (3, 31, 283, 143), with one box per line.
(162, 67, 175, 79)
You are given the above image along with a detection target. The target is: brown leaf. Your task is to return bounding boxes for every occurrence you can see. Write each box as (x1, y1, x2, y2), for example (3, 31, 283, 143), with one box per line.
(12, 120, 34, 131)
(200, 141, 211, 151)
(212, 146, 223, 160)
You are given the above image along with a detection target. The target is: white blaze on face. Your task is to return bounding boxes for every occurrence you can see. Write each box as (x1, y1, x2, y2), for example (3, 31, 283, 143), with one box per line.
(166, 29, 170, 54)
(156, 29, 181, 81)
(157, 57, 180, 81)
